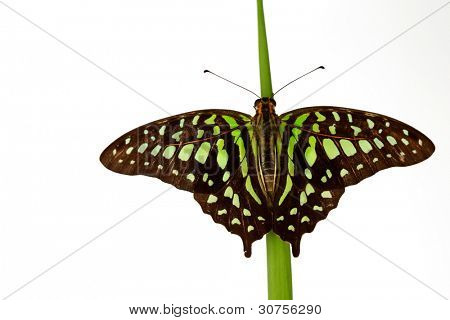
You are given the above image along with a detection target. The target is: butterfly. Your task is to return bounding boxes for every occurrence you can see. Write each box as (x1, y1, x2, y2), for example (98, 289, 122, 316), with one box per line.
(100, 97, 434, 257)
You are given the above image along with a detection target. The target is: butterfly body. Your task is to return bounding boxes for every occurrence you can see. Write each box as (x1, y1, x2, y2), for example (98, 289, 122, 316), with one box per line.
(252, 98, 280, 201)
(100, 99, 434, 257)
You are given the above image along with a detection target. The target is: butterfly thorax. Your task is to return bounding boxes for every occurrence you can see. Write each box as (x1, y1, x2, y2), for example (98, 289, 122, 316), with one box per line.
(252, 98, 280, 206)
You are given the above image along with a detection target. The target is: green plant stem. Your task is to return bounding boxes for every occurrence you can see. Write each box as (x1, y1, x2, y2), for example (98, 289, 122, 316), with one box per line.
(266, 232, 293, 299)
(257, 0, 272, 97)
(257, 0, 293, 300)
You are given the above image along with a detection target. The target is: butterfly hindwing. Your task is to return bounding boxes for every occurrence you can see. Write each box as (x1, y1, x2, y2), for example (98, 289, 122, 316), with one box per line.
(100, 109, 270, 256)
(273, 106, 435, 256)
(193, 122, 271, 256)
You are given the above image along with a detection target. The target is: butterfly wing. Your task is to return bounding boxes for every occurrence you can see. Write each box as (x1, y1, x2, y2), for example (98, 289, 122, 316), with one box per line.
(100, 110, 270, 257)
(273, 106, 435, 256)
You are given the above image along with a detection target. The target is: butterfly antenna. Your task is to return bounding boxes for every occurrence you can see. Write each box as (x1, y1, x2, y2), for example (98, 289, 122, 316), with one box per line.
(204, 70, 260, 99)
(272, 66, 325, 97)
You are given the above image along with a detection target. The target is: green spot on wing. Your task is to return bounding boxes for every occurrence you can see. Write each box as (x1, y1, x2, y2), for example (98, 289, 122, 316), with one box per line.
(278, 176, 292, 205)
(224, 186, 233, 198)
(172, 131, 183, 141)
(222, 171, 230, 182)
(358, 140, 373, 153)
(329, 124, 336, 134)
(235, 136, 248, 177)
(340, 139, 357, 156)
(236, 137, 246, 161)
(150, 145, 161, 156)
(232, 194, 240, 208)
(294, 113, 309, 127)
(340, 168, 349, 177)
(231, 218, 241, 225)
(288, 136, 297, 159)
(292, 127, 301, 139)
(197, 129, 205, 139)
(216, 139, 228, 170)
(222, 115, 239, 129)
(351, 125, 362, 136)
(231, 129, 241, 141)
(305, 136, 317, 166)
(194, 142, 211, 164)
(374, 137, 384, 149)
(178, 144, 194, 161)
(239, 114, 251, 121)
(321, 191, 332, 198)
(162, 146, 176, 159)
(245, 176, 262, 204)
(300, 191, 307, 206)
(192, 115, 200, 125)
(138, 143, 148, 153)
(288, 159, 295, 176)
(315, 112, 326, 122)
(204, 114, 216, 124)
(387, 135, 397, 145)
(304, 168, 312, 179)
(207, 195, 218, 203)
(305, 183, 315, 195)
(312, 123, 320, 132)
(241, 160, 248, 177)
(332, 112, 340, 121)
(323, 138, 340, 159)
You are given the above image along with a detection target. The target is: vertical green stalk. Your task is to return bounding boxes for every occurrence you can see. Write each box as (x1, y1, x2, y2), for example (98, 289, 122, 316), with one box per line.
(257, 0, 293, 300)
(257, 0, 272, 97)
(266, 232, 293, 300)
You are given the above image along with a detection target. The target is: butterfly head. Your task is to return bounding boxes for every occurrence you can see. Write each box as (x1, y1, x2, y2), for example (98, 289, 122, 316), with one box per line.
(254, 97, 276, 113)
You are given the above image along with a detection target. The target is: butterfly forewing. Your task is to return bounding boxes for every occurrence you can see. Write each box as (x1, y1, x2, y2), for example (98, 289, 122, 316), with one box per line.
(273, 107, 435, 256)
(100, 109, 270, 256)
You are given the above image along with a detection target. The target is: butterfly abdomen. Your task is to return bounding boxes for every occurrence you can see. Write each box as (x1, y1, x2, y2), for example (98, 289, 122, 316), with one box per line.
(253, 102, 281, 204)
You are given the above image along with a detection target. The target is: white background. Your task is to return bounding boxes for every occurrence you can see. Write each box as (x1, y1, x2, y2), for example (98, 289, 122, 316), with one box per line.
(1, 0, 449, 318)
